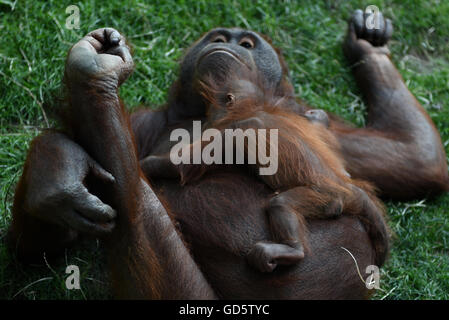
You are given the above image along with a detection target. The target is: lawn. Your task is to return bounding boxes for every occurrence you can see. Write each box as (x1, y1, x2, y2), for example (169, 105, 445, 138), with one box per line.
(0, 0, 448, 299)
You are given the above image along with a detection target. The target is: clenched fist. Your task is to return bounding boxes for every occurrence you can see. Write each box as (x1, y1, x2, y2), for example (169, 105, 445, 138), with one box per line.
(65, 28, 134, 89)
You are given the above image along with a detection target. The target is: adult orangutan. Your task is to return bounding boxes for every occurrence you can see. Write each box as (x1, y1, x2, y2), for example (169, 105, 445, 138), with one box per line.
(6, 9, 449, 299)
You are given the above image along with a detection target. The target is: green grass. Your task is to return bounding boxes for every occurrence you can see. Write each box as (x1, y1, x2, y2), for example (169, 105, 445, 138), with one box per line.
(1, 0, 448, 299)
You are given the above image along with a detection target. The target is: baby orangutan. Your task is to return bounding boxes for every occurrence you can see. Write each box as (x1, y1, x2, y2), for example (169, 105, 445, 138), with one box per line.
(141, 75, 388, 273)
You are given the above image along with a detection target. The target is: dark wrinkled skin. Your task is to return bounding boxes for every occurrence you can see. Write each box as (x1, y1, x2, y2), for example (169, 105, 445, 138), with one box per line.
(7, 10, 449, 299)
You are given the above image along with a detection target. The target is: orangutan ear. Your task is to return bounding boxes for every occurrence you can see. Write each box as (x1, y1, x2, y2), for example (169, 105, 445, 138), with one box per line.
(226, 93, 236, 107)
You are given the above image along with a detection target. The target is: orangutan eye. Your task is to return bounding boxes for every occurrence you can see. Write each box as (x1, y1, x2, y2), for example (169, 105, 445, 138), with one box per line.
(239, 38, 254, 49)
(212, 35, 227, 43)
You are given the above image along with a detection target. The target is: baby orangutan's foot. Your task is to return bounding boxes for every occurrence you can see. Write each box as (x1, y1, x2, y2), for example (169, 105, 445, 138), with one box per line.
(304, 109, 329, 127)
(247, 241, 304, 272)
